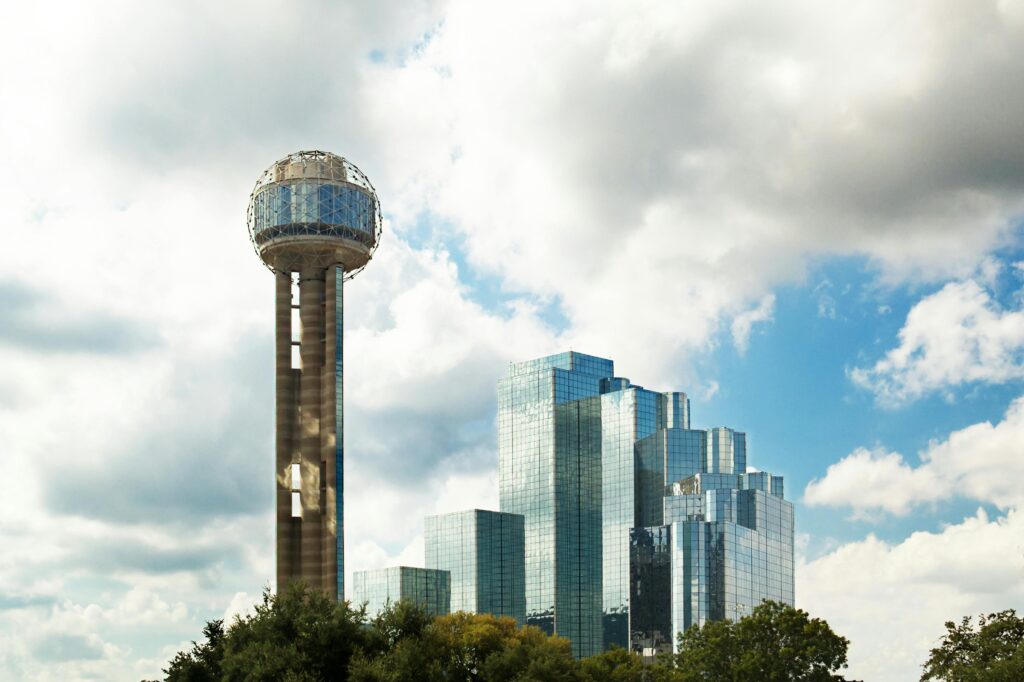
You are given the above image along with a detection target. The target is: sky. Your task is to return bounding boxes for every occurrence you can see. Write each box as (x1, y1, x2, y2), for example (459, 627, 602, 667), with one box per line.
(1, 0, 1023, 679)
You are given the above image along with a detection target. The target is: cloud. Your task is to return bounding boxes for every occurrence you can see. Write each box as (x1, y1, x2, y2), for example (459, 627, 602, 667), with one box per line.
(851, 279, 1024, 406)
(805, 396, 1024, 515)
(799, 508, 1024, 682)
(699, 379, 719, 401)
(804, 447, 942, 517)
(30, 634, 105, 663)
(0, 593, 56, 612)
(222, 592, 256, 625)
(0, 280, 159, 355)
(370, 0, 1024, 377)
(37, 339, 273, 524)
(813, 280, 838, 320)
(730, 294, 775, 354)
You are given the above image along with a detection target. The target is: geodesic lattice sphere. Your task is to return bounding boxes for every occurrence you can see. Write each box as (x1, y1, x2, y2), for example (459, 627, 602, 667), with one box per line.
(247, 150, 382, 277)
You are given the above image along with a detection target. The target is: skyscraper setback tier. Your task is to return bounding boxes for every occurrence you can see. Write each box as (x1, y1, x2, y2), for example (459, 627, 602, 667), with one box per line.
(497, 351, 794, 657)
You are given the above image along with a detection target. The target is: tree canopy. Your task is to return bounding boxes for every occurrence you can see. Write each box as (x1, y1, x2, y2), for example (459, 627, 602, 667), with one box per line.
(920, 610, 1024, 682)
(164, 583, 581, 682)
(668, 600, 853, 681)
(162, 588, 861, 682)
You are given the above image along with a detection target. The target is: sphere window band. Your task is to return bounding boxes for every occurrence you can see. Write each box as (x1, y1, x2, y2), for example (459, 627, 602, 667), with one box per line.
(252, 181, 377, 248)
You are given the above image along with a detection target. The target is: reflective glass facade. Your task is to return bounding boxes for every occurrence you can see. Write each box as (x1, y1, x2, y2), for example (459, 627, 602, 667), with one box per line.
(351, 566, 451, 618)
(636, 428, 706, 527)
(600, 387, 656, 650)
(631, 479, 794, 654)
(497, 351, 793, 658)
(251, 181, 377, 247)
(425, 509, 526, 623)
(498, 352, 610, 657)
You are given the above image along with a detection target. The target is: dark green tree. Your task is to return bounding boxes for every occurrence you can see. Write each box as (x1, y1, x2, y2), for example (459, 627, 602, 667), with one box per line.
(164, 619, 225, 682)
(217, 582, 370, 682)
(670, 601, 852, 681)
(921, 610, 1024, 682)
(347, 600, 442, 682)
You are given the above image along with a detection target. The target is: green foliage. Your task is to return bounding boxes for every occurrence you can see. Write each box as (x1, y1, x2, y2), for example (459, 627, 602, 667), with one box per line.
(165, 619, 226, 682)
(163, 583, 582, 682)
(223, 582, 371, 682)
(164, 582, 371, 682)
(669, 600, 851, 681)
(579, 646, 648, 681)
(162, 591, 858, 682)
(921, 610, 1024, 682)
(350, 609, 583, 681)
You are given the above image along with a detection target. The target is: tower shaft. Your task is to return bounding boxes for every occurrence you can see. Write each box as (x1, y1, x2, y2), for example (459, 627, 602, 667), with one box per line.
(275, 265, 345, 600)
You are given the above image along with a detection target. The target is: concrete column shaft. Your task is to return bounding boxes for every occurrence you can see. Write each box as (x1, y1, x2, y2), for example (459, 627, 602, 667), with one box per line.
(274, 272, 299, 590)
(299, 271, 325, 588)
(321, 265, 343, 601)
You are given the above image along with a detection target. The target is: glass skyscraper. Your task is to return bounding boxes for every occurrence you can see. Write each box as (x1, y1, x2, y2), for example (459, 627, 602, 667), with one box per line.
(498, 352, 610, 657)
(351, 566, 451, 618)
(425, 509, 526, 623)
(498, 351, 794, 657)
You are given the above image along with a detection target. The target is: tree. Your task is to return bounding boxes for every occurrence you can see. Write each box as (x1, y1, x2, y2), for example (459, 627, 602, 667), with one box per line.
(164, 590, 859, 681)
(349, 608, 583, 681)
(165, 619, 225, 682)
(347, 600, 442, 682)
(217, 582, 370, 682)
(669, 601, 852, 681)
(921, 610, 1024, 682)
(579, 646, 648, 682)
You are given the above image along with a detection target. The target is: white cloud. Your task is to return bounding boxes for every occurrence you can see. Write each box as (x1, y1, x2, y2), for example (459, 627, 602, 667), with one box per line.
(370, 0, 1024, 377)
(799, 508, 1024, 682)
(851, 279, 1024, 406)
(221, 592, 256, 626)
(699, 379, 720, 401)
(731, 294, 775, 354)
(805, 395, 1024, 515)
(803, 447, 940, 517)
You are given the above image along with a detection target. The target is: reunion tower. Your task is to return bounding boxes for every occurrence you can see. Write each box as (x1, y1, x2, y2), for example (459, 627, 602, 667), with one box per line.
(247, 151, 382, 600)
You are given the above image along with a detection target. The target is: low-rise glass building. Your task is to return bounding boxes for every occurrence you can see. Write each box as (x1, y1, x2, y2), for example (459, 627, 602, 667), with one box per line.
(351, 566, 450, 618)
(425, 509, 526, 623)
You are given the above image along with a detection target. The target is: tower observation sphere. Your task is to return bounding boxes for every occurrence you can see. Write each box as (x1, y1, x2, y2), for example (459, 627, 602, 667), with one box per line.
(249, 150, 381, 602)
(247, 150, 382, 276)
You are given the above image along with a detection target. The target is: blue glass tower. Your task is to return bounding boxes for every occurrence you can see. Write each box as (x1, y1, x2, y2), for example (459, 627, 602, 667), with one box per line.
(497, 352, 610, 657)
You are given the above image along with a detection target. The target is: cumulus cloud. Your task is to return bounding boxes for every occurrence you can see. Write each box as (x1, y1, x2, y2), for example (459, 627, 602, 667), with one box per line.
(805, 395, 1024, 515)
(370, 0, 1024, 377)
(851, 279, 1024, 405)
(799, 508, 1024, 682)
